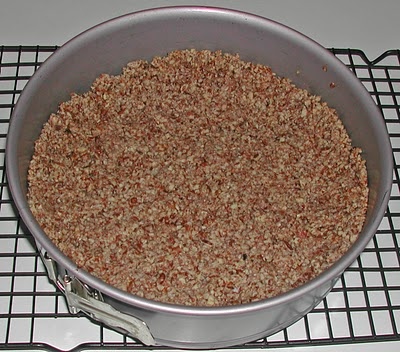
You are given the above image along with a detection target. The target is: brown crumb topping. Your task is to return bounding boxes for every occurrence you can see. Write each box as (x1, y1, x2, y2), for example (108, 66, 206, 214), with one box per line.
(27, 49, 368, 306)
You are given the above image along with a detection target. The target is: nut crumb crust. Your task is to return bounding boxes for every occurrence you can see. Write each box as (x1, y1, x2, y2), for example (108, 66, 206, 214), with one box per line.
(27, 49, 368, 306)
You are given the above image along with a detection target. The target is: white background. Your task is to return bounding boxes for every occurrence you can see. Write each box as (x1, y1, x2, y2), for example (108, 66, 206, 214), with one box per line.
(1, 1, 399, 351)
(0, 0, 399, 60)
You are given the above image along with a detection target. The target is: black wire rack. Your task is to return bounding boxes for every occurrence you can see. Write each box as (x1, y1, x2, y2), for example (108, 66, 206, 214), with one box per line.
(0, 46, 400, 351)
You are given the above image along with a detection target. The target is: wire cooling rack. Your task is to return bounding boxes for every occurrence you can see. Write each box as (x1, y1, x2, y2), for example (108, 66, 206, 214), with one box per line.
(0, 46, 400, 351)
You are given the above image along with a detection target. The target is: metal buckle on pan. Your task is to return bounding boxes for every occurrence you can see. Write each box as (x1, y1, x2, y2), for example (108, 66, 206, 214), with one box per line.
(40, 251, 156, 346)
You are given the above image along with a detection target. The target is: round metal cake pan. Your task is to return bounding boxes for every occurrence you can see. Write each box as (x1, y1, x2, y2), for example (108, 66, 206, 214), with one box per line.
(6, 6, 392, 349)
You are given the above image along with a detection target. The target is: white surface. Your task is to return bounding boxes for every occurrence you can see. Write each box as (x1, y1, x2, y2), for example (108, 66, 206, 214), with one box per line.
(1, 1, 399, 351)
(0, 0, 399, 60)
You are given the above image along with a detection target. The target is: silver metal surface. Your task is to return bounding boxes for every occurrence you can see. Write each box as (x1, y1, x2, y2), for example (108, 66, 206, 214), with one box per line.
(5, 6, 393, 349)
(62, 275, 156, 346)
(42, 252, 156, 345)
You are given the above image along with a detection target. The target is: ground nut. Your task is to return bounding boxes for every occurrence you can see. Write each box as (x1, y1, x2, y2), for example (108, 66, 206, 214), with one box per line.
(27, 49, 368, 307)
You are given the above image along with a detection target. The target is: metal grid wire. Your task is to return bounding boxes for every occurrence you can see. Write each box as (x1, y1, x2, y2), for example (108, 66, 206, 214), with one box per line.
(0, 46, 400, 351)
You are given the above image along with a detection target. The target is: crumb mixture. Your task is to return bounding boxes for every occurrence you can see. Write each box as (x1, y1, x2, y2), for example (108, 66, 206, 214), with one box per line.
(27, 49, 368, 306)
